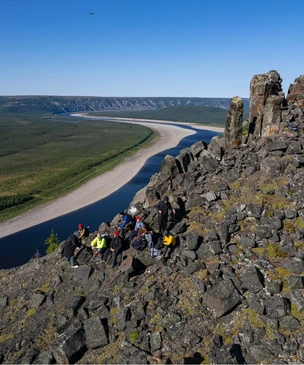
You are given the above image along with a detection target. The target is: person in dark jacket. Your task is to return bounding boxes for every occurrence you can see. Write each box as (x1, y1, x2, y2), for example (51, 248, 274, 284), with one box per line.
(103, 231, 123, 267)
(157, 196, 175, 233)
(61, 233, 81, 268)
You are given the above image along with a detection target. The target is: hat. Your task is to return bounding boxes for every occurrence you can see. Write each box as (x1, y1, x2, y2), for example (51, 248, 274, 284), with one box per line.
(113, 231, 119, 237)
(136, 215, 141, 221)
(163, 230, 169, 236)
(78, 223, 83, 229)
(119, 212, 125, 216)
(164, 196, 169, 202)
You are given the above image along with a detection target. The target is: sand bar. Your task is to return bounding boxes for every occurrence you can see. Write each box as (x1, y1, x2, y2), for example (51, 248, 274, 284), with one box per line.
(0, 116, 224, 238)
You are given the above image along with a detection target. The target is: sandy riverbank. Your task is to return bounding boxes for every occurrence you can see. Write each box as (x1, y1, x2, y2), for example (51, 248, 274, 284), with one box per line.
(0, 117, 224, 238)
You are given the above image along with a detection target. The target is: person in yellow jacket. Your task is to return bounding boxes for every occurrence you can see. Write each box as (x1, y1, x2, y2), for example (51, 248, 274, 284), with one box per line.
(91, 233, 108, 259)
(162, 230, 176, 258)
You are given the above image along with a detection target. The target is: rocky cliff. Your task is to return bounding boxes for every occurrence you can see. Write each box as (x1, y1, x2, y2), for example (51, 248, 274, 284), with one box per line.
(1, 71, 304, 364)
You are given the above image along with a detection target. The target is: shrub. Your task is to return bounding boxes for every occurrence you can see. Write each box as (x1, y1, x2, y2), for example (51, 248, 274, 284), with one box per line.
(44, 229, 60, 254)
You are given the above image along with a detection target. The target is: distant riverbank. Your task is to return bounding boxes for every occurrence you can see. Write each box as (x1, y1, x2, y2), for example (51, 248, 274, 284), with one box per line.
(0, 116, 224, 238)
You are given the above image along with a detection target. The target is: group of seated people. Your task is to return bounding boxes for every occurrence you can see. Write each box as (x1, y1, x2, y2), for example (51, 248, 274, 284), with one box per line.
(62, 211, 176, 269)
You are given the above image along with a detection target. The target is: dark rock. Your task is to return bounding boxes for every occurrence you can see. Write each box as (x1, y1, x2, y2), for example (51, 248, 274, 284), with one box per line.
(117, 341, 148, 364)
(84, 317, 108, 349)
(181, 250, 197, 261)
(150, 331, 162, 352)
(73, 264, 94, 283)
(246, 343, 278, 364)
(279, 315, 300, 332)
(209, 343, 245, 364)
(28, 293, 46, 308)
(53, 327, 86, 364)
(240, 265, 264, 293)
(65, 295, 86, 318)
(266, 296, 290, 318)
(185, 231, 202, 251)
(286, 275, 304, 289)
(203, 279, 241, 318)
(283, 258, 304, 273)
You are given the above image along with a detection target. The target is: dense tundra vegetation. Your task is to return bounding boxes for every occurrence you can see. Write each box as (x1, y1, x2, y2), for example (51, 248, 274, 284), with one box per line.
(0, 113, 156, 221)
(87, 105, 249, 126)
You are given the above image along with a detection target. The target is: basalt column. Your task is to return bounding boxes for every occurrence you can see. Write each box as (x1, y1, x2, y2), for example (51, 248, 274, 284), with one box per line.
(249, 70, 284, 138)
(224, 96, 243, 148)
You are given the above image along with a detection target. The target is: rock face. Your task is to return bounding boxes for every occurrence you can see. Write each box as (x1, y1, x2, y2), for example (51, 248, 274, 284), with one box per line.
(249, 70, 284, 138)
(0, 96, 250, 114)
(1, 70, 304, 364)
(225, 96, 243, 148)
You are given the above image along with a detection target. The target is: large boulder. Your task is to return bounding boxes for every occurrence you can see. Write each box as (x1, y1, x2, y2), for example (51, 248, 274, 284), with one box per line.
(203, 279, 242, 318)
(249, 70, 283, 138)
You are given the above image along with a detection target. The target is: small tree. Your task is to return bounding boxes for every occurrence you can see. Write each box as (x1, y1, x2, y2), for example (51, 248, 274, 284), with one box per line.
(44, 229, 60, 254)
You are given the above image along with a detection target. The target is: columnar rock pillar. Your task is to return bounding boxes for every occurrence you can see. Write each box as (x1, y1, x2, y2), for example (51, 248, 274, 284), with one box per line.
(224, 96, 243, 148)
(249, 70, 284, 138)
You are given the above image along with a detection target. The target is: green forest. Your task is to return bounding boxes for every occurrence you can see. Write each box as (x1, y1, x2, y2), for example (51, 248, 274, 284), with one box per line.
(0, 113, 156, 221)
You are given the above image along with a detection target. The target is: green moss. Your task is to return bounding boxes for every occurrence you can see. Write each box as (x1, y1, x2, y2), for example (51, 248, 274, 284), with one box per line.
(215, 326, 234, 345)
(230, 181, 241, 190)
(231, 309, 265, 336)
(294, 241, 304, 250)
(291, 303, 304, 321)
(110, 307, 118, 325)
(0, 332, 14, 343)
(94, 333, 124, 364)
(268, 267, 293, 281)
(140, 286, 148, 293)
(253, 243, 287, 261)
(129, 329, 139, 343)
(266, 210, 274, 217)
(294, 217, 304, 229)
(260, 183, 276, 194)
(36, 279, 51, 294)
(113, 285, 121, 293)
(36, 315, 58, 351)
(266, 243, 288, 261)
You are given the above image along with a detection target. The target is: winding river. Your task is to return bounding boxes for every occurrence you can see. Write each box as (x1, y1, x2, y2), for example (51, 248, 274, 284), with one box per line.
(0, 119, 220, 269)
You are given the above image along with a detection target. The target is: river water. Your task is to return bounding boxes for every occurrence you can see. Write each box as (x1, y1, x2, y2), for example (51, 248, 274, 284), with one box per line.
(0, 124, 219, 269)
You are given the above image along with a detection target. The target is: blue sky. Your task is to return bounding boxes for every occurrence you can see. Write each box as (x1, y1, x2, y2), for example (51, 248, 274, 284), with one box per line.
(1, 0, 303, 98)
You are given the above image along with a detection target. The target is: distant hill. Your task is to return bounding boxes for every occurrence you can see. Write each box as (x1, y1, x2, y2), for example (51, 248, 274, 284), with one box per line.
(0, 96, 250, 114)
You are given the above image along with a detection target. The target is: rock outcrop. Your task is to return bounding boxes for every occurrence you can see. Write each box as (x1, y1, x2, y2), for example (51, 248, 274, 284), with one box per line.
(1, 70, 304, 364)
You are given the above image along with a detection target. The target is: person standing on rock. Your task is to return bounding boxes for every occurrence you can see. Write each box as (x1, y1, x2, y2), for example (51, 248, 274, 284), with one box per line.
(61, 233, 81, 268)
(157, 196, 175, 233)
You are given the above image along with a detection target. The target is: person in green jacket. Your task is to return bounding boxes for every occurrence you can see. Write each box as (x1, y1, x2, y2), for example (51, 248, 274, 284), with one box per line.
(91, 232, 108, 259)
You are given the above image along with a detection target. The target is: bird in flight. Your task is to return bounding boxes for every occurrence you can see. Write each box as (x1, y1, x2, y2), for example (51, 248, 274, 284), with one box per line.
(89, 12, 95, 15)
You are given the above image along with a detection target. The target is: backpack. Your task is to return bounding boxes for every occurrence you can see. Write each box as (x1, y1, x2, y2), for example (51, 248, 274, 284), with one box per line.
(132, 236, 147, 251)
